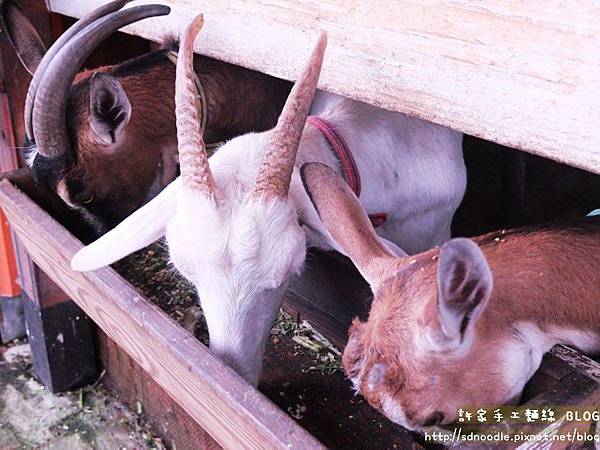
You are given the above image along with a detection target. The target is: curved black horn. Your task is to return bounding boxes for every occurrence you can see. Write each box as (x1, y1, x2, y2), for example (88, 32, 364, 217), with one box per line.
(32, 4, 170, 158)
(24, 0, 134, 141)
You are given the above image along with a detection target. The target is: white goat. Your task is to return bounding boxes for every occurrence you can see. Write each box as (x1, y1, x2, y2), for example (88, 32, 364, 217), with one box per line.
(72, 16, 466, 386)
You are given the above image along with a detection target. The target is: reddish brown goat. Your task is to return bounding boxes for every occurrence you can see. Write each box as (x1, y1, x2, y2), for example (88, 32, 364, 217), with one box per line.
(1, 0, 290, 233)
(301, 162, 600, 431)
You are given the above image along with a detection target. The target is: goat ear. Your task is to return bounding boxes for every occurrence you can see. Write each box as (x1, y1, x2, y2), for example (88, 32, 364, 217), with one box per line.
(301, 162, 395, 286)
(0, 0, 47, 75)
(89, 72, 131, 145)
(71, 179, 179, 271)
(436, 238, 493, 340)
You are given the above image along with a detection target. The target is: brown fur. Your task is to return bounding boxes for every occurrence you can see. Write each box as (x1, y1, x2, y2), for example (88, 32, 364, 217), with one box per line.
(343, 217, 600, 428)
(57, 50, 290, 231)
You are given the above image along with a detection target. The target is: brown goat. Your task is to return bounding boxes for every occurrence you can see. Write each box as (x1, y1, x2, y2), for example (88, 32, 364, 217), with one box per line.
(1, 0, 290, 233)
(301, 162, 600, 431)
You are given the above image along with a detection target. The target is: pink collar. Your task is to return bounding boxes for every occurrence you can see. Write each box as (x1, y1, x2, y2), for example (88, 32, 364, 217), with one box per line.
(307, 116, 387, 227)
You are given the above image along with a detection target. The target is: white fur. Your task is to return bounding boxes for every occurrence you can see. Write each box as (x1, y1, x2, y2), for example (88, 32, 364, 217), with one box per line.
(502, 322, 600, 402)
(166, 184, 306, 385)
(72, 91, 466, 385)
(381, 393, 414, 431)
(71, 179, 179, 271)
(25, 147, 38, 167)
(367, 362, 387, 390)
(550, 326, 599, 353)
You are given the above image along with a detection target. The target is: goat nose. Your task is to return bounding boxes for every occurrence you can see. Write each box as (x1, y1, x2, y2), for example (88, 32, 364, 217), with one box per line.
(422, 411, 445, 427)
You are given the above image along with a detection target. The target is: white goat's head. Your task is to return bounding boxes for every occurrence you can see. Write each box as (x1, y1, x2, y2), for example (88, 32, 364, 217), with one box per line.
(72, 15, 327, 385)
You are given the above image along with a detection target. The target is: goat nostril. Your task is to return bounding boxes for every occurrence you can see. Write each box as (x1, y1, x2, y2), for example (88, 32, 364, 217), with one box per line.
(423, 412, 444, 427)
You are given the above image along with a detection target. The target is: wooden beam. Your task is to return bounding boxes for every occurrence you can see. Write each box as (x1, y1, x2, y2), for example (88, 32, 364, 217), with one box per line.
(6, 170, 98, 391)
(286, 250, 370, 350)
(0, 178, 323, 449)
(97, 331, 221, 450)
(550, 345, 600, 382)
(46, 0, 600, 174)
(11, 233, 99, 391)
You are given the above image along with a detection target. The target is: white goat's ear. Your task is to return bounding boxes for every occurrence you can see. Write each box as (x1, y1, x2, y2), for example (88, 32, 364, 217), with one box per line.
(71, 179, 179, 271)
(436, 238, 493, 340)
(89, 72, 132, 145)
(301, 162, 396, 286)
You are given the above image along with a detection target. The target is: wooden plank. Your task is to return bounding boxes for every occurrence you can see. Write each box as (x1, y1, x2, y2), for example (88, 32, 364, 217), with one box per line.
(286, 250, 371, 350)
(47, 0, 600, 174)
(7, 171, 99, 390)
(18, 277, 98, 392)
(0, 178, 323, 450)
(15, 227, 98, 393)
(97, 331, 221, 450)
(10, 214, 98, 392)
(550, 345, 600, 383)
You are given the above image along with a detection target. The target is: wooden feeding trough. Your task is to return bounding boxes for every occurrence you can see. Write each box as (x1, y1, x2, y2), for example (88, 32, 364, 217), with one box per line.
(2, 172, 600, 447)
(0, 0, 599, 448)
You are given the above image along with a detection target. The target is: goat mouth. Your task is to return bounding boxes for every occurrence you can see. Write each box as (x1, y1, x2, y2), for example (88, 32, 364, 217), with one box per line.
(29, 150, 72, 189)
(212, 350, 260, 386)
(422, 412, 445, 427)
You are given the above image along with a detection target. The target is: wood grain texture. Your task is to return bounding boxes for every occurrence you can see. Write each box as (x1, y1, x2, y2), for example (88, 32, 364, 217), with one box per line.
(47, 0, 600, 173)
(98, 332, 222, 450)
(0, 179, 323, 450)
(285, 250, 371, 350)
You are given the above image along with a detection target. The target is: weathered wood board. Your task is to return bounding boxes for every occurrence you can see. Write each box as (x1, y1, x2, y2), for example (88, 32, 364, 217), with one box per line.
(0, 178, 323, 450)
(46, 0, 600, 174)
(97, 331, 222, 450)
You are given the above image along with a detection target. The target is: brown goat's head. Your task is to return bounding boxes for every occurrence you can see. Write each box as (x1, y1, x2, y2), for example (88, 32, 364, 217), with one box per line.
(1, 0, 175, 233)
(340, 263, 508, 431)
(300, 162, 540, 431)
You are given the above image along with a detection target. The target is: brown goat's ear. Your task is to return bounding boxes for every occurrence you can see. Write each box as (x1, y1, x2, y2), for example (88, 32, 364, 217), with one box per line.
(436, 238, 493, 341)
(301, 162, 396, 286)
(0, 0, 47, 75)
(89, 72, 131, 146)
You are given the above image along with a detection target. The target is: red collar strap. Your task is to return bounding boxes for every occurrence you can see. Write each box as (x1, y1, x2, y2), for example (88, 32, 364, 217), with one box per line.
(307, 116, 387, 227)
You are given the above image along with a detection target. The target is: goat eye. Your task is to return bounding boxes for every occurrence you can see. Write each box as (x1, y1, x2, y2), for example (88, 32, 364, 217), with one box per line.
(423, 412, 444, 427)
(79, 193, 95, 204)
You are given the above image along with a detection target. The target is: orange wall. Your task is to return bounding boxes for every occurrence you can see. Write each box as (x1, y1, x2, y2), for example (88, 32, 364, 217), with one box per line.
(0, 209, 20, 297)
